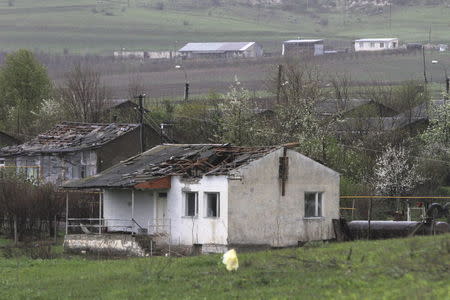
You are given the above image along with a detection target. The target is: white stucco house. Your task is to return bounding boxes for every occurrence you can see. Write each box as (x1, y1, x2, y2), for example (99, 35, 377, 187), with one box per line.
(354, 38, 399, 52)
(63, 144, 339, 254)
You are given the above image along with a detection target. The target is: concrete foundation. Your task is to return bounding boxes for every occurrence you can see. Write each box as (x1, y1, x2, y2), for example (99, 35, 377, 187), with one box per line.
(64, 234, 147, 257)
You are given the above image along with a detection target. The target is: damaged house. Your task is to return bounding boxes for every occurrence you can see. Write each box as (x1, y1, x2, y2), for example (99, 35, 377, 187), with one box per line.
(0, 122, 164, 185)
(63, 143, 339, 255)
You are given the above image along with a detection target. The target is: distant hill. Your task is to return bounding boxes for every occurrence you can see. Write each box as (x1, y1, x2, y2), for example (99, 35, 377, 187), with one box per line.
(0, 0, 448, 54)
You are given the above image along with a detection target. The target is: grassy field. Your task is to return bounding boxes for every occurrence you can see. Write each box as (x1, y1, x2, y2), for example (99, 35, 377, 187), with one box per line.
(0, 234, 449, 299)
(0, 0, 448, 54)
(57, 50, 449, 99)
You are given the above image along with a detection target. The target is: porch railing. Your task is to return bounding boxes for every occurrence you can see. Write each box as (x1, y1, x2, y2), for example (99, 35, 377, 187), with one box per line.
(66, 218, 171, 237)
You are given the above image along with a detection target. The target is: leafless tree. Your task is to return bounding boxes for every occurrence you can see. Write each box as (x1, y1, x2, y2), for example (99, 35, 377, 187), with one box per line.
(57, 63, 109, 123)
(128, 71, 146, 99)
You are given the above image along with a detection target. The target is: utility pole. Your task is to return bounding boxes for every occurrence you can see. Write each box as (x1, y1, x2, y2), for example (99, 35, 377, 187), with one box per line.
(276, 64, 283, 104)
(175, 65, 189, 101)
(422, 47, 428, 84)
(134, 94, 145, 153)
(389, 2, 392, 31)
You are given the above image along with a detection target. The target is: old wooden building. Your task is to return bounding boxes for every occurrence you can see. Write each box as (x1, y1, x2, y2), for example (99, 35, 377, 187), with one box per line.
(0, 122, 164, 185)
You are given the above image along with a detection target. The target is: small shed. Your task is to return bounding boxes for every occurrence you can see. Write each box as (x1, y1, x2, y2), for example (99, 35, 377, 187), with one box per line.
(282, 39, 324, 56)
(354, 38, 399, 52)
(178, 42, 263, 59)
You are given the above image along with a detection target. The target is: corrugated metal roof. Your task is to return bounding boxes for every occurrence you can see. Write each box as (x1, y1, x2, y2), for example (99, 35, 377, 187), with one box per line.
(62, 144, 280, 189)
(0, 122, 140, 156)
(179, 42, 255, 53)
(284, 39, 323, 44)
(355, 38, 398, 42)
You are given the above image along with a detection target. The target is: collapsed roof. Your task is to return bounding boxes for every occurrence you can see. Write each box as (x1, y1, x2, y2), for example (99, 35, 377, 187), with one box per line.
(63, 144, 279, 189)
(0, 122, 140, 157)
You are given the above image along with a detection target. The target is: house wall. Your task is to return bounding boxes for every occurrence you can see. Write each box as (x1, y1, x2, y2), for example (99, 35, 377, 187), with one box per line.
(355, 40, 399, 52)
(103, 189, 155, 231)
(282, 43, 324, 56)
(167, 176, 228, 246)
(9, 150, 97, 185)
(95, 126, 161, 172)
(227, 148, 339, 247)
(101, 176, 228, 247)
(243, 43, 263, 58)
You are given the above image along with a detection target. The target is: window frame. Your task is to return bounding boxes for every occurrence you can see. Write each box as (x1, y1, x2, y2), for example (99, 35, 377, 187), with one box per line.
(304, 192, 323, 218)
(0, 158, 5, 168)
(205, 192, 220, 218)
(379, 42, 385, 48)
(183, 192, 198, 217)
(370, 42, 375, 48)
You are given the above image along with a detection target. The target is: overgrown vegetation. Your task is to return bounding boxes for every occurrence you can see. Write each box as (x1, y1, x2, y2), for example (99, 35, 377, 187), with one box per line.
(0, 235, 448, 299)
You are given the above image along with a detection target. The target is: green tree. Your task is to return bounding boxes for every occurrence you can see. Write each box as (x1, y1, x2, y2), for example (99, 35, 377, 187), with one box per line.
(0, 49, 52, 135)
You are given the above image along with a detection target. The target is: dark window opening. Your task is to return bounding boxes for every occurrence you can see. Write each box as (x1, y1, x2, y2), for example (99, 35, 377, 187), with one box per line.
(206, 193, 220, 217)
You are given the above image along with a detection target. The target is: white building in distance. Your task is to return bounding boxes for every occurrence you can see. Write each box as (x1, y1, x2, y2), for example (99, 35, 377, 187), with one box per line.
(354, 38, 399, 52)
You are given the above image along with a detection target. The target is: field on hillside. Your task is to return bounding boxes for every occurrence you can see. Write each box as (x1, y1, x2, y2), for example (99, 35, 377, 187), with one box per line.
(0, 0, 448, 54)
(0, 235, 449, 299)
(44, 50, 450, 99)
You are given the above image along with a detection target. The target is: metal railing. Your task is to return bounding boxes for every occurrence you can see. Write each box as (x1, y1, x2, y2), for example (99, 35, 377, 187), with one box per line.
(67, 218, 135, 234)
(66, 218, 171, 237)
(148, 218, 171, 237)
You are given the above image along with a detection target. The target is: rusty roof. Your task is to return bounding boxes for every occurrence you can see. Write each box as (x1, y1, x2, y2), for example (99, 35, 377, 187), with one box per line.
(0, 122, 140, 156)
(63, 144, 280, 189)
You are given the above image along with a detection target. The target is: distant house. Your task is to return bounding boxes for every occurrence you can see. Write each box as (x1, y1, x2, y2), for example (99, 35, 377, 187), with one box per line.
(178, 42, 263, 59)
(113, 50, 180, 60)
(63, 144, 340, 255)
(0, 122, 164, 185)
(282, 39, 324, 56)
(354, 38, 399, 52)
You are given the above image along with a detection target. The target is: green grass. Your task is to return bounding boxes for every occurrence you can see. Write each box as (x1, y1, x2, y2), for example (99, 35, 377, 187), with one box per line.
(0, 1, 448, 53)
(0, 234, 449, 299)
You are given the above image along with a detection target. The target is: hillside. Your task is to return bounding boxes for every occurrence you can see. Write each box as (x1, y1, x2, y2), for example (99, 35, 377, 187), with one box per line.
(0, 234, 449, 299)
(0, 0, 448, 54)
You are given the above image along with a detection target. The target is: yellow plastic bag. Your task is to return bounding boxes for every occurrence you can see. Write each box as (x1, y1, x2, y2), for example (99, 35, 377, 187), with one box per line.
(222, 249, 239, 271)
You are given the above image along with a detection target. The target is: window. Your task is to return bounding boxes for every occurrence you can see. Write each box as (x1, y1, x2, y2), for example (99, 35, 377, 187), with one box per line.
(184, 192, 198, 217)
(0, 159, 5, 168)
(380, 42, 385, 48)
(205, 193, 220, 218)
(359, 42, 364, 48)
(370, 42, 375, 48)
(304, 192, 322, 218)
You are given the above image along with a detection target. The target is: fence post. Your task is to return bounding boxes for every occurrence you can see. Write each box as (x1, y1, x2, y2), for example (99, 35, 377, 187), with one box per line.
(14, 215, 18, 245)
(65, 192, 69, 235)
(367, 198, 373, 240)
(54, 215, 57, 243)
(351, 199, 355, 220)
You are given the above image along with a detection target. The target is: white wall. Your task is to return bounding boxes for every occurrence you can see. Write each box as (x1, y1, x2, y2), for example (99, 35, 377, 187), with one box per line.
(355, 40, 399, 52)
(102, 176, 228, 246)
(166, 176, 228, 246)
(103, 189, 154, 232)
(227, 148, 340, 247)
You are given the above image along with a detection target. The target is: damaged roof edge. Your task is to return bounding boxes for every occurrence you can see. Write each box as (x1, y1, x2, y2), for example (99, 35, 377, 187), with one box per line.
(0, 122, 142, 157)
(61, 144, 283, 189)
